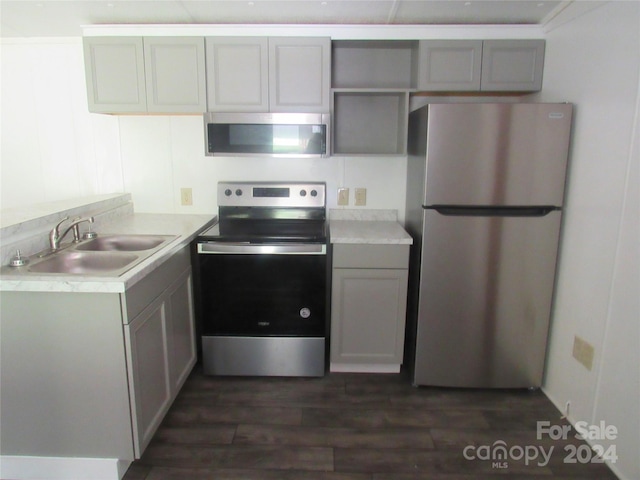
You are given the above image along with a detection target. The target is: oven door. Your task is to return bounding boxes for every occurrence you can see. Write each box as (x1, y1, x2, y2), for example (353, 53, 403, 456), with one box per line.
(197, 242, 327, 337)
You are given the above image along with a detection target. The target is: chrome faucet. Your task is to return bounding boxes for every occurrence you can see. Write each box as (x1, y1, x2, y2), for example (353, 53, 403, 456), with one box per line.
(49, 216, 95, 251)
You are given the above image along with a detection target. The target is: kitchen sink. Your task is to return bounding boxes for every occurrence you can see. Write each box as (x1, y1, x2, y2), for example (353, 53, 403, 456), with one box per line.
(74, 234, 175, 252)
(27, 251, 140, 275)
(4, 233, 178, 277)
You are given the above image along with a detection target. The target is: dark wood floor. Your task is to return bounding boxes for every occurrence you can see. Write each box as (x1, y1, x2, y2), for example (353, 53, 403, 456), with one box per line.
(123, 366, 618, 479)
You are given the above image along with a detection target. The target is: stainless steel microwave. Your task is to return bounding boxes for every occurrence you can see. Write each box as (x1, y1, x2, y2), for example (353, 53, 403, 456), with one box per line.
(204, 112, 330, 157)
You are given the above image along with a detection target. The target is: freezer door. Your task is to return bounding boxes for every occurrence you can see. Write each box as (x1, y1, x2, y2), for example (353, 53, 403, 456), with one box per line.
(424, 103, 572, 206)
(413, 209, 562, 388)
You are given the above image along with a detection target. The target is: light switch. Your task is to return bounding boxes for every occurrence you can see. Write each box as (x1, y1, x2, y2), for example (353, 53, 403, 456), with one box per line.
(337, 188, 349, 206)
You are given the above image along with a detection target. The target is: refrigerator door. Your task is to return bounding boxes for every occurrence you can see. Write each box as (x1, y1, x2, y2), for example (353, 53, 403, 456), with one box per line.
(413, 209, 562, 388)
(423, 103, 572, 207)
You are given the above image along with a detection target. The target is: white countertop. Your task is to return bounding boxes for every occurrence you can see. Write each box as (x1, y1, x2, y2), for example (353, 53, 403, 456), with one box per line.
(329, 209, 413, 245)
(0, 213, 216, 293)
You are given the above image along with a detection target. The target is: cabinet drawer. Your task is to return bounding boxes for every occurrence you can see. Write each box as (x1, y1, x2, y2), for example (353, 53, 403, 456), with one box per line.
(123, 245, 190, 322)
(333, 244, 409, 269)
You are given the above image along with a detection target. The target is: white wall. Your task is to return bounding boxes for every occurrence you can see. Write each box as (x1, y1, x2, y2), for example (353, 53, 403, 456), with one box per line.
(0, 38, 122, 209)
(117, 114, 407, 218)
(539, 2, 640, 479)
(0, 38, 407, 219)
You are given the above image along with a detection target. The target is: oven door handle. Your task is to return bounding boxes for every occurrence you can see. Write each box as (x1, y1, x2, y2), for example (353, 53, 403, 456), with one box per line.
(197, 242, 326, 255)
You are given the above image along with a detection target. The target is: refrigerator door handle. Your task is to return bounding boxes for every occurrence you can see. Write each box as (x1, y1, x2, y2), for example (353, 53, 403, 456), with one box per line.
(431, 206, 559, 217)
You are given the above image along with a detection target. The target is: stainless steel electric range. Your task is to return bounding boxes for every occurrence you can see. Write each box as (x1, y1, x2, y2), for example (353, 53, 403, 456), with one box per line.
(193, 182, 328, 377)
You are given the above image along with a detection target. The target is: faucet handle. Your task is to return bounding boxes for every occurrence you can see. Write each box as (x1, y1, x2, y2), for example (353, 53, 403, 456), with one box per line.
(53, 216, 70, 232)
(49, 216, 70, 250)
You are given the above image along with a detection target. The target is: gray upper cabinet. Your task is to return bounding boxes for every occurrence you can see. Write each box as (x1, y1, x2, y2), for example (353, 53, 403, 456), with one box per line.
(332, 40, 417, 89)
(144, 37, 206, 113)
(269, 37, 331, 112)
(481, 39, 545, 91)
(83, 36, 206, 113)
(331, 40, 414, 155)
(417, 40, 482, 91)
(206, 37, 331, 112)
(416, 39, 545, 92)
(205, 37, 269, 112)
(84, 37, 146, 113)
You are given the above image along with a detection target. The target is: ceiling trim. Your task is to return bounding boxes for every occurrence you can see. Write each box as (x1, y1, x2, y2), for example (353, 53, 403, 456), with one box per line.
(81, 23, 547, 40)
(542, 1, 608, 33)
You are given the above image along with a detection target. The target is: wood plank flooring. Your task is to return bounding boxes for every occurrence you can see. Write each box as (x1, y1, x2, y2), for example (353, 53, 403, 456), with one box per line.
(123, 366, 618, 479)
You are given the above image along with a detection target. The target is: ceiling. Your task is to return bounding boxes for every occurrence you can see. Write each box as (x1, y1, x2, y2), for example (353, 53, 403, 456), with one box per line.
(0, 0, 571, 37)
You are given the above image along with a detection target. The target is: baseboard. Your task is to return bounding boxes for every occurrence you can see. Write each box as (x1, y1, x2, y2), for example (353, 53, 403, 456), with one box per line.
(330, 363, 400, 373)
(0, 455, 131, 480)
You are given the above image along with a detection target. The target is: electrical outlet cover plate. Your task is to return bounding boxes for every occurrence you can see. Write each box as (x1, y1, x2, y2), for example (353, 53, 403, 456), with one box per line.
(181, 187, 193, 206)
(572, 335, 594, 371)
(355, 188, 367, 206)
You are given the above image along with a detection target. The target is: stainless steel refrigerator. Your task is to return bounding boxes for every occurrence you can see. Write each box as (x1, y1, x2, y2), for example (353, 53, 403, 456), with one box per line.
(405, 103, 573, 388)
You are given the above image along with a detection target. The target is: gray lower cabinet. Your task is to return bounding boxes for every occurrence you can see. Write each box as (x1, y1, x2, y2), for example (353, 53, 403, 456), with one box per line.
(0, 245, 196, 462)
(0, 292, 134, 460)
(84, 36, 206, 113)
(206, 36, 331, 112)
(124, 259, 196, 457)
(417, 39, 545, 92)
(330, 244, 409, 372)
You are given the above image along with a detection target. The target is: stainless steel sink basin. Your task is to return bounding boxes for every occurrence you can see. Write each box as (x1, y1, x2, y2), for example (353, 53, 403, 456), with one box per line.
(28, 251, 140, 275)
(75, 234, 174, 252)
(3, 233, 179, 277)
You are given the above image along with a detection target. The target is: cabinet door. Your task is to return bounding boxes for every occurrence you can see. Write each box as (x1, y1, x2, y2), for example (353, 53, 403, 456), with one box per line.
(166, 270, 197, 393)
(331, 268, 408, 366)
(481, 40, 545, 92)
(144, 37, 206, 113)
(269, 37, 331, 112)
(418, 40, 482, 91)
(206, 37, 269, 112)
(83, 37, 146, 113)
(125, 295, 171, 458)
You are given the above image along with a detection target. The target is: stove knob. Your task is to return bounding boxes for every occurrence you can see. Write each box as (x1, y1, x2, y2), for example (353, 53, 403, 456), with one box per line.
(310, 189, 318, 197)
(235, 189, 243, 196)
(299, 189, 307, 197)
(224, 189, 232, 197)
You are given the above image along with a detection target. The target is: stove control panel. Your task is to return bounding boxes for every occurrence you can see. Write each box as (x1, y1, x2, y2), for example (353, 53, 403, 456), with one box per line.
(218, 182, 326, 208)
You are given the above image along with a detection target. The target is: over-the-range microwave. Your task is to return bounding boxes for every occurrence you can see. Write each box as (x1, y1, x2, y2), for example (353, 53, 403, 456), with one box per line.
(204, 112, 330, 157)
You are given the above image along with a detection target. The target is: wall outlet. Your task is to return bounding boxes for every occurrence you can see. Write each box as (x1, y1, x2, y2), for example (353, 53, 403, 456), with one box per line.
(572, 335, 595, 371)
(355, 187, 367, 206)
(337, 187, 349, 206)
(180, 187, 193, 206)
